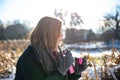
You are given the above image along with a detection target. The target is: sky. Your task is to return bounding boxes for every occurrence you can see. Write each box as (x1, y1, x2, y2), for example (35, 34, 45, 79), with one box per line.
(0, 0, 120, 32)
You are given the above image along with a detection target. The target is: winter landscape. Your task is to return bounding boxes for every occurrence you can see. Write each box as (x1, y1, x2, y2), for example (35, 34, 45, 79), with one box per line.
(1, 0, 120, 80)
(0, 40, 120, 80)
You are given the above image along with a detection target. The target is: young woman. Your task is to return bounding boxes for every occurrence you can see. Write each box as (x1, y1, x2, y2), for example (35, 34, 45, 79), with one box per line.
(14, 16, 87, 80)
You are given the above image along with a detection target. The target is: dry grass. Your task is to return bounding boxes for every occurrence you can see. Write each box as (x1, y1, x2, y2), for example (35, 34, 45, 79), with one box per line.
(0, 39, 30, 78)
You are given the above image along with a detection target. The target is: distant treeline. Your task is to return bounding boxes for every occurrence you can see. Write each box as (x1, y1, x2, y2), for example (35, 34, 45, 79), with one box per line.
(0, 21, 116, 43)
(0, 23, 31, 40)
(64, 28, 115, 43)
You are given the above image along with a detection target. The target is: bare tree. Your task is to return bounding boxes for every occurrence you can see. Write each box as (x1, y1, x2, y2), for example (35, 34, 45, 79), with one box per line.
(54, 9, 67, 25)
(100, 5, 120, 40)
(4, 24, 28, 40)
(70, 12, 84, 26)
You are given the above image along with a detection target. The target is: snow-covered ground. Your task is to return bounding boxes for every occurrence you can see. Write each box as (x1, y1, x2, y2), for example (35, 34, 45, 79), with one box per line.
(66, 40, 120, 50)
(67, 40, 120, 57)
(0, 72, 15, 80)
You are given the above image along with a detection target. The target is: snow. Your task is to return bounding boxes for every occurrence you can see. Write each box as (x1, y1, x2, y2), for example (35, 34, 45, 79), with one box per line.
(0, 73, 15, 80)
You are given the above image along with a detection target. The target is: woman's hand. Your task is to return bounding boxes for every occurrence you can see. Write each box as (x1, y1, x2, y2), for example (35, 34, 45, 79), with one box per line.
(57, 50, 74, 75)
(75, 57, 87, 75)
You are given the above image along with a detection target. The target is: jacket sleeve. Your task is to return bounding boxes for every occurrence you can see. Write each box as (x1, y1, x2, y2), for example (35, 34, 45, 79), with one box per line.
(43, 71, 65, 80)
(26, 55, 65, 80)
(68, 73, 81, 80)
(26, 61, 66, 80)
(28, 61, 81, 80)
(28, 66, 65, 80)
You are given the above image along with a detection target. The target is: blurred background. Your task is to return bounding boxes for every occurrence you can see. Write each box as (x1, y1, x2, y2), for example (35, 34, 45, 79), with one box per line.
(0, 0, 120, 80)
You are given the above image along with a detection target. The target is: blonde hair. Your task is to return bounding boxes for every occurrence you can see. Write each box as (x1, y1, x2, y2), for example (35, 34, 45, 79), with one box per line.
(30, 16, 62, 51)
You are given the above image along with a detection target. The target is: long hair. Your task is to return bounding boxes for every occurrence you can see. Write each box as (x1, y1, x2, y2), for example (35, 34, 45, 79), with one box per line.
(30, 16, 62, 51)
